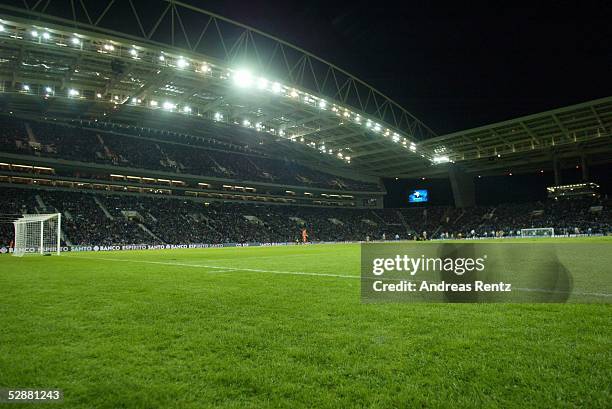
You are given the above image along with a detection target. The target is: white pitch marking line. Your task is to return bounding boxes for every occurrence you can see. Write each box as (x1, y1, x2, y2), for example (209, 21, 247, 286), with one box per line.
(73, 256, 612, 298)
(75, 256, 357, 279)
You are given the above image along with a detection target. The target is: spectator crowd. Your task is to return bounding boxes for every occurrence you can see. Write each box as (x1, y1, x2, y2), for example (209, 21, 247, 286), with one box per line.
(0, 116, 379, 191)
(0, 187, 610, 248)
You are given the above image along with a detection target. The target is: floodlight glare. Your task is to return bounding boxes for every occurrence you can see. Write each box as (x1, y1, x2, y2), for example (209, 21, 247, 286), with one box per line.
(257, 77, 268, 90)
(318, 100, 327, 109)
(162, 102, 175, 110)
(150, 100, 158, 107)
(42, 32, 51, 40)
(290, 90, 299, 98)
(44, 86, 53, 93)
(243, 119, 251, 127)
(68, 89, 79, 96)
(71, 37, 80, 45)
(103, 44, 114, 51)
(183, 106, 192, 113)
(96, 93, 102, 98)
(432, 155, 450, 164)
(22, 84, 30, 91)
(159, 55, 165, 61)
(200, 63, 211, 72)
(129, 48, 138, 57)
(233, 69, 254, 87)
(271, 82, 282, 93)
(0, 25, 4, 32)
(214, 112, 223, 121)
(177, 58, 188, 69)
(31, 30, 38, 37)
(392, 134, 400, 142)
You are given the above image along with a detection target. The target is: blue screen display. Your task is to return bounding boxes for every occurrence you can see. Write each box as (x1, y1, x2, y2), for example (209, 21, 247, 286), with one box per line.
(408, 189, 428, 203)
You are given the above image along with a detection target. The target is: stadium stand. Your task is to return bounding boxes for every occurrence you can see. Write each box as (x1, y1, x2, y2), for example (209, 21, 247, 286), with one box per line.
(1, 187, 610, 247)
(0, 116, 380, 191)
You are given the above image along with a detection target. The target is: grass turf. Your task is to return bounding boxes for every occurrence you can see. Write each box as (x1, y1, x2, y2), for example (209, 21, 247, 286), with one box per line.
(1, 238, 611, 408)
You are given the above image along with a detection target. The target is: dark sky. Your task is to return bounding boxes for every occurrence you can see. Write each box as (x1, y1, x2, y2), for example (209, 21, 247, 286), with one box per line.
(194, 0, 611, 135)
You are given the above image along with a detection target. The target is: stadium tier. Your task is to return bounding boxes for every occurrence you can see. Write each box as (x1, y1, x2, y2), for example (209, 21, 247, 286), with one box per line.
(1, 186, 610, 248)
(0, 116, 381, 192)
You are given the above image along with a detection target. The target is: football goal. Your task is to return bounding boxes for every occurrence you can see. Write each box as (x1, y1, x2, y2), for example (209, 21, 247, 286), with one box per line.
(13, 213, 61, 256)
(520, 227, 554, 238)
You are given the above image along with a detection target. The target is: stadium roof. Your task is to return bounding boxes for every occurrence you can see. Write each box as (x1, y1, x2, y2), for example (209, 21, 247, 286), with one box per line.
(411, 96, 612, 178)
(0, 1, 610, 180)
(0, 0, 437, 176)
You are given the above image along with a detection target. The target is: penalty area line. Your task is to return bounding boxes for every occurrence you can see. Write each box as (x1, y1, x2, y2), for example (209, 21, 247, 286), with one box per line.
(74, 256, 357, 279)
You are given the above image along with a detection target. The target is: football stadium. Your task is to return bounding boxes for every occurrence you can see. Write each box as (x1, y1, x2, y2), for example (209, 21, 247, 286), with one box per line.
(0, 1, 611, 408)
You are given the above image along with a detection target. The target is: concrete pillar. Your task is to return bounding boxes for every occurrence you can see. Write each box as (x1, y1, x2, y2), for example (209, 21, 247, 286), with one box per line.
(449, 165, 475, 208)
(580, 155, 589, 181)
(553, 156, 561, 186)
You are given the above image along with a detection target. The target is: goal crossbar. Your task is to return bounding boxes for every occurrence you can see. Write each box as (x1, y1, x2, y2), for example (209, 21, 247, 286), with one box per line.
(13, 213, 62, 256)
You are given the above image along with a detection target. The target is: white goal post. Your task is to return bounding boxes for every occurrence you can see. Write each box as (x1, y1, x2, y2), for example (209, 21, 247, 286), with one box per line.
(520, 227, 554, 238)
(13, 213, 61, 256)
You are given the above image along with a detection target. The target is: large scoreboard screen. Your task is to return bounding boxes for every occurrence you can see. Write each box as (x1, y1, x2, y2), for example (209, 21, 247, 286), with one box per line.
(408, 189, 428, 203)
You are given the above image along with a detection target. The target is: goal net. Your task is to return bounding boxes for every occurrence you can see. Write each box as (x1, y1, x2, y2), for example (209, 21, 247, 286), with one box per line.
(520, 227, 554, 238)
(13, 213, 61, 256)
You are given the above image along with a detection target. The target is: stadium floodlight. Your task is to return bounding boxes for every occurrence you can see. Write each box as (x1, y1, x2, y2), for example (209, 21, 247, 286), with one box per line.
(183, 106, 192, 113)
(176, 57, 188, 68)
(257, 77, 268, 90)
(150, 100, 158, 107)
(243, 119, 251, 127)
(103, 44, 114, 51)
(44, 86, 53, 94)
(68, 89, 79, 97)
(318, 100, 327, 109)
(0, 24, 4, 32)
(290, 89, 299, 98)
(355, 115, 361, 123)
(373, 124, 381, 132)
(71, 37, 80, 45)
(213, 112, 223, 121)
(42, 31, 51, 40)
(410, 142, 417, 152)
(159, 54, 165, 61)
(392, 134, 400, 142)
(30, 30, 38, 37)
(255, 122, 262, 131)
(162, 101, 175, 110)
(200, 63, 211, 73)
(22, 84, 30, 91)
(366, 120, 372, 128)
(96, 93, 102, 98)
(233, 69, 254, 87)
(129, 48, 138, 57)
(271, 82, 282, 93)
(12, 213, 61, 256)
(432, 155, 450, 164)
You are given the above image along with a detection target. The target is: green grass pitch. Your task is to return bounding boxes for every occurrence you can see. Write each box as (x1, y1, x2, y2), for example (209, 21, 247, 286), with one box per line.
(1, 238, 611, 408)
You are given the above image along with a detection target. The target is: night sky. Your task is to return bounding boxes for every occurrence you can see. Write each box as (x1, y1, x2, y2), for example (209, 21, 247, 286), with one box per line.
(196, 0, 611, 135)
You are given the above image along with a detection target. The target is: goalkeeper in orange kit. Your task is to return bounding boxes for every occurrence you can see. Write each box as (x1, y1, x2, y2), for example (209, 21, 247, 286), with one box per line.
(301, 228, 308, 244)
